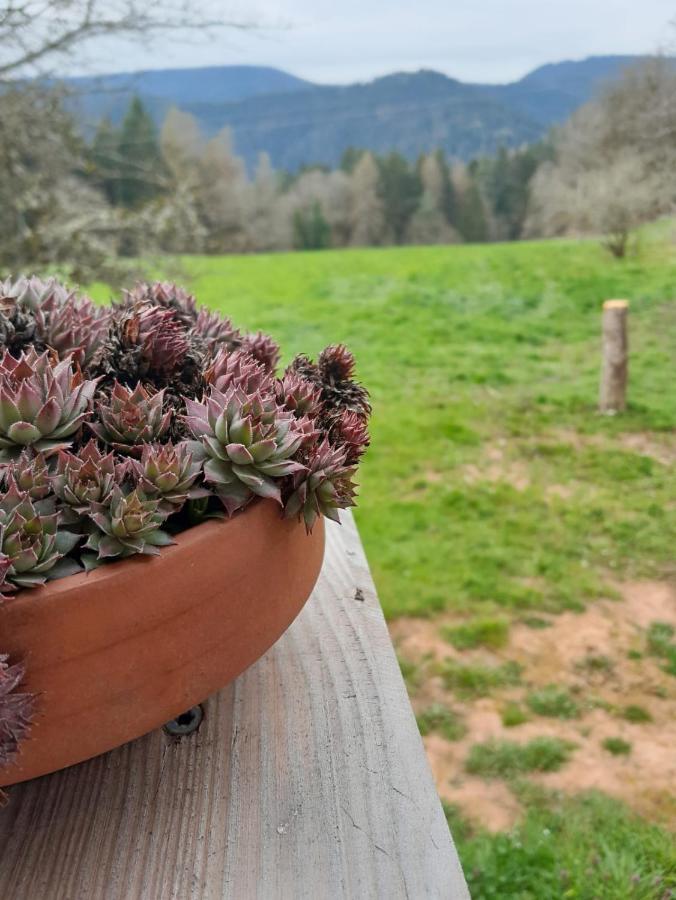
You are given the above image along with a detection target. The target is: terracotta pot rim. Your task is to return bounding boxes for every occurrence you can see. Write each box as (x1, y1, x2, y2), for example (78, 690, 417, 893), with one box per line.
(2, 498, 281, 613)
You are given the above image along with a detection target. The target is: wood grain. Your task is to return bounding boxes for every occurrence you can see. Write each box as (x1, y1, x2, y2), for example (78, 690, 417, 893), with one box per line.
(0, 513, 468, 899)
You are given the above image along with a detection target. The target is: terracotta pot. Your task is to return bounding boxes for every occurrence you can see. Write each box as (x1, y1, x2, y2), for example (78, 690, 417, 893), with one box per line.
(0, 500, 324, 787)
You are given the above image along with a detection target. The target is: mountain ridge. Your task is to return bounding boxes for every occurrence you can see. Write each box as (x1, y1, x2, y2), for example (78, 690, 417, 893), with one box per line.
(66, 55, 656, 169)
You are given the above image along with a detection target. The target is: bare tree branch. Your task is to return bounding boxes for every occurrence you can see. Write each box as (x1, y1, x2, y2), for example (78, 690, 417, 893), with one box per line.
(0, 0, 257, 78)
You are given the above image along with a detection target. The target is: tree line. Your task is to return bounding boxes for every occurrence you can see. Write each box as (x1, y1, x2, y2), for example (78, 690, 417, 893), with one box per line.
(1, 56, 674, 279)
(84, 97, 550, 256)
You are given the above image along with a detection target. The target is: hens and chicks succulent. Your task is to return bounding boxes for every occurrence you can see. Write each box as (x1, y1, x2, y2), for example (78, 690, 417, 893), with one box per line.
(0, 275, 370, 594)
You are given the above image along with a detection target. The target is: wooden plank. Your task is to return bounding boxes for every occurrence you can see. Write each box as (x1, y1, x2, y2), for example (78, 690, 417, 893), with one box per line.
(0, 512, 468, 899)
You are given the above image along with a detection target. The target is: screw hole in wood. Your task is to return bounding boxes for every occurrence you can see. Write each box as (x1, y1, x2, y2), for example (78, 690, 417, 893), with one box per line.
(163, 705, 204, 737)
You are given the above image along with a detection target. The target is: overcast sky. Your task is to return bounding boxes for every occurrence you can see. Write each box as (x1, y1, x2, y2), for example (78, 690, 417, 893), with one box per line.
(75, 0, 675, 84)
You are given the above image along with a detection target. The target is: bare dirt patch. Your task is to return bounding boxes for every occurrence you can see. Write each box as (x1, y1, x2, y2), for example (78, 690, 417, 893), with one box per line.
(616, 432, 676, 467)
(393, 580, 676, 830)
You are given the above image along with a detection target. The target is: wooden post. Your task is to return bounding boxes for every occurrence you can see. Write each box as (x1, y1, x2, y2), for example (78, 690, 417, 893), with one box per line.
(599, 299, 629, 413)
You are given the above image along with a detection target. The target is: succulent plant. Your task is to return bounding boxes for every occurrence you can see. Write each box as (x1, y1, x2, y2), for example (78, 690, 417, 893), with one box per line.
(184, 385, 306, 514)
(51, 441, 122, 524)
(89, 382, 171, 455)
(84, 485, 173, 563)
(329, 409, 370, 465)
(0, 278, 40, 356)
(2, 450, 51, 501)
(0, 553, 14, 600)
(276, 371, 323, 419)
(0, 654, 35, 769)
(193, 307, 242, 354)
(284, 438, 357, 531)
(317, 344, 371, 419)
(127, 441, 208, 513)
(131, 305, 190, 376)
(287, 346, 371, 422)
(240, 331, 281, 372)
(0, 484, 81, 588)
(0, 349, 98, 459)
(25, 281, 111, 367)
(318, 344, 357, 382)
(1, 275, 70, 314)
(123, 282, 198, 327)
(204, 347, 272, 395)
(0, 276, 370, 595)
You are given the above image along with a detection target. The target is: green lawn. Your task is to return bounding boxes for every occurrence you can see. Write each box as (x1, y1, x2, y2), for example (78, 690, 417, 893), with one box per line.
(145, 236, 676, 620)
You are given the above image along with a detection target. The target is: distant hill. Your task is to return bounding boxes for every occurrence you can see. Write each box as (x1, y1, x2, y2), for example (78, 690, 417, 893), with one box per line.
(66, 65, 311, 131)
(64, 56, 657, 169)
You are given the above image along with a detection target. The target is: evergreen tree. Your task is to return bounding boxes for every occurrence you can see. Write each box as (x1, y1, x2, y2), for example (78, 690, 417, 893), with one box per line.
(455, 163, 489, 243)
(435, 149, 457, 228)
(340, 147, 366, 173)
(292, 201, 331, 250)
(89, 117, 120, 205)
(376, 152, 422, 243)
(116, 97, 164, 208)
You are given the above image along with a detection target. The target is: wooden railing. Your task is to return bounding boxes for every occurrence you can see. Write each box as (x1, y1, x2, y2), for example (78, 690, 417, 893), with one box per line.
(0, 513, 468, 899)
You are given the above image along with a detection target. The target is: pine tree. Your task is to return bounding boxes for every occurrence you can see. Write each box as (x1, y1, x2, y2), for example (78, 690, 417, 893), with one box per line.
(292, 201, 331, 250)
(435, 149, 457, 228)
(116, 96, 164, 208)
(454, 163, 489, 243)
(376, 152, 422, 243)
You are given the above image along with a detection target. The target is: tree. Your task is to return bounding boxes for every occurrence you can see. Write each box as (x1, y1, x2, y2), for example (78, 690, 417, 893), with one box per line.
(90, 118, 120, 205)
(453, 164, 489, 243)
(242, 153, 283, 251)
(116, 97, 164, 208)
(198, 128, 247, 252)
(160, 107, 204, 181)
(293, 202, 331, 250)
(435, 149, 458, 229)
(349, 153, 386, 246)
(0, 86, 118, 278)
(526, 58, 676, 255)
(0, 2, 253, 79)
(406, 154, 458, 245)
(528, 152, 660, 258)
(376, 152, 422, 244)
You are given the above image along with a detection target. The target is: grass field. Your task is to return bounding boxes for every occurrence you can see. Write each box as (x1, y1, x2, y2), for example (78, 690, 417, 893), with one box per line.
(96, 231, 676, 895)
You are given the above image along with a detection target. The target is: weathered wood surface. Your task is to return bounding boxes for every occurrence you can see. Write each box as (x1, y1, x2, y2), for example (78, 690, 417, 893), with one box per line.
(0, 512, 468, 899)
